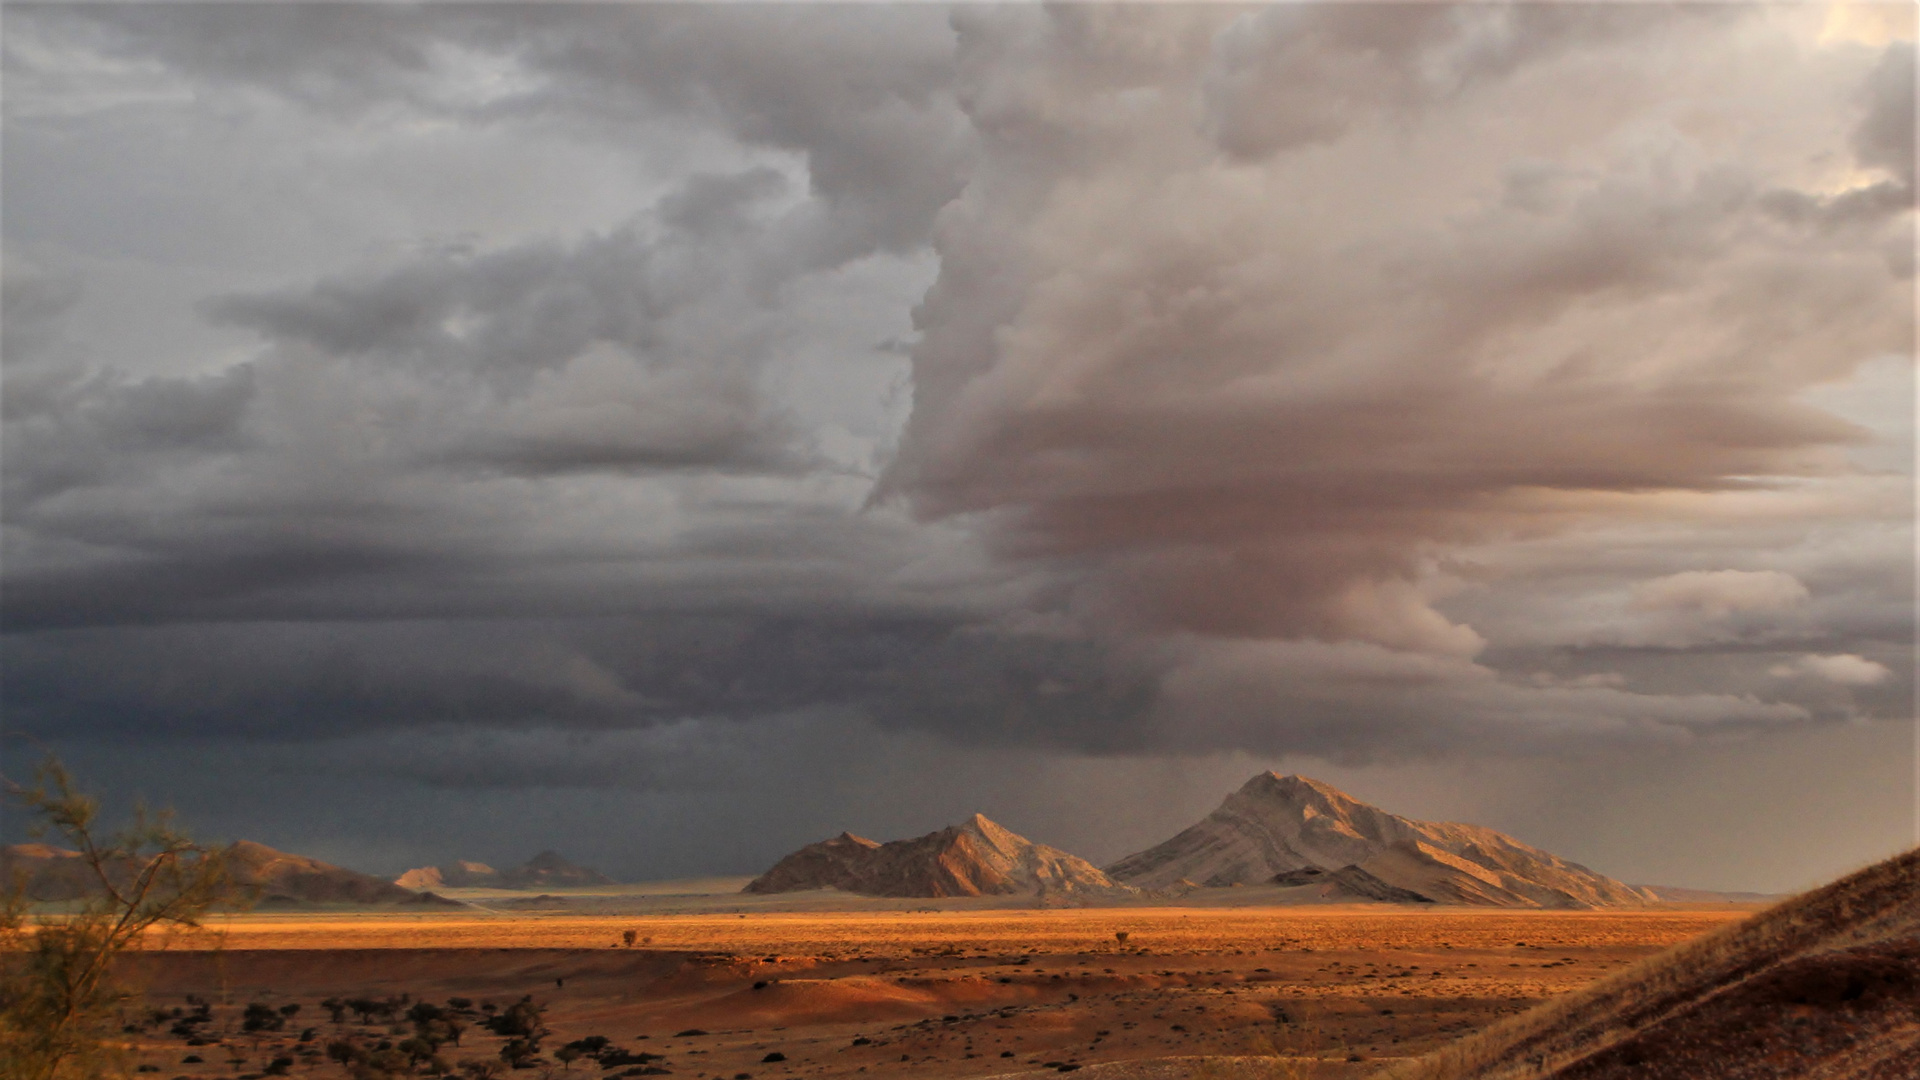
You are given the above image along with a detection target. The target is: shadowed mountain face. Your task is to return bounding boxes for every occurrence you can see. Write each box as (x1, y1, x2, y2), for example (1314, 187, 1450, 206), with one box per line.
(1108, 772, 1651, 908)
(1381, 847, 1920, 1080)
(745, 814, 1121, 899)
(394, 850, 612, 890)
(500, 850, 613, 888)
(1, 840, 461, 909)
(1270, 864, 1436, 904)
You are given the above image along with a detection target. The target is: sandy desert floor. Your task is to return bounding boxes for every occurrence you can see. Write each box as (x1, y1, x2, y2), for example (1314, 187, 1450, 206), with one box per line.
(118, 905, 1756, 1080)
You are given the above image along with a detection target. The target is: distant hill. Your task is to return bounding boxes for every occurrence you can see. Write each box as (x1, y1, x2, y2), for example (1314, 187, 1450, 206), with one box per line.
(1377, 846, 1920, 1080)
(226, 841, 464, 908)
(395, 859, 499, 890)
(1108, 772, 1652, 908)
(1633, 883, 1782, 905)
(394, 850, 612, 890)
(501, 850, 613, 888)
(1, 840, 462, 909)
(0, 843, 98, 901)
(745, 813, 1122, 899)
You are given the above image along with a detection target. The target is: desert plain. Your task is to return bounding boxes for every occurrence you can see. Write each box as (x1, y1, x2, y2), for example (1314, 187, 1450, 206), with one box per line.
(117, 889, 1759, 1080)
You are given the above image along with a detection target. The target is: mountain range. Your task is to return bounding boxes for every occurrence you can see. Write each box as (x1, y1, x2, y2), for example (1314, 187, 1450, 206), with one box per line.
(750, 772, 1653, 908)
(4, 774, 1695, 911)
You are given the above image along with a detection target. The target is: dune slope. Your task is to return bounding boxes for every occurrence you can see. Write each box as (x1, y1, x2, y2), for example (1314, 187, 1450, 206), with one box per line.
(1375, 846, 1920, 1080)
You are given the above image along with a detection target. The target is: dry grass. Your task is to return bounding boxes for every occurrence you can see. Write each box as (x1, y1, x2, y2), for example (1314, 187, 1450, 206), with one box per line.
(175, 906, 1744, 957)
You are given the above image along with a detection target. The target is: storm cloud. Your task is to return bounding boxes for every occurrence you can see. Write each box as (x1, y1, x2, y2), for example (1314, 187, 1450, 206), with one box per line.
(2, 4, 1910, 890)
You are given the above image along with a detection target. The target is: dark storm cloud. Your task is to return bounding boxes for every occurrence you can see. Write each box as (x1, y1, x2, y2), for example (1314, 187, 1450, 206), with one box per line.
(199, 220, 808, 476)
(4, 162, 879, 636)
(3, 7, 974, 687)
(2, 2, 1910, 788)
(0, 260, 83, 370)
(3, 616, 1158, 757)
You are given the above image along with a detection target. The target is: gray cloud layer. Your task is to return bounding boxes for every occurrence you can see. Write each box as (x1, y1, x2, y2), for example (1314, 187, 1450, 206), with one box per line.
(2, 4, 1910, 888)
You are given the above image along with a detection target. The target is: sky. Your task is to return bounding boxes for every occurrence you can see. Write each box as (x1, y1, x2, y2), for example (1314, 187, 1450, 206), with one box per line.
(2, 2, 1913, 894)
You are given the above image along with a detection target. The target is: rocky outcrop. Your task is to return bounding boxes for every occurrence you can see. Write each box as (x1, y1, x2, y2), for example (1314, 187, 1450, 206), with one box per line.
(1107, 772, 1653, 908)
(745, 814, 1123, 899)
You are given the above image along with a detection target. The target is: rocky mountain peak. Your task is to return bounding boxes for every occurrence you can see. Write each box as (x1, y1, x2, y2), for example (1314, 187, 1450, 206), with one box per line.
(746, 814, 1123, 899)
(954, 813, 1023, 855)
(1108, 772, 1652, 908)
(1237, 773, 1366, 817)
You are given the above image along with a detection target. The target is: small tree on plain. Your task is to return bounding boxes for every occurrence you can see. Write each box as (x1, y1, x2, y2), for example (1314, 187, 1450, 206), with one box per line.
(0, 755, 240, 1080)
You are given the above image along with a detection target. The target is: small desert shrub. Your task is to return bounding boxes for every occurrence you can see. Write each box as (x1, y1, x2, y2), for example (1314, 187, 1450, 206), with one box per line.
(242, 1003, 284, 1034)
(498, 1037, 540, 1068)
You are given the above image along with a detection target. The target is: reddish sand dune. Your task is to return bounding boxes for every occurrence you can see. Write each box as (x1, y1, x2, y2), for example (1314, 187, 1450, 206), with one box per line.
(1379, 847, 1920, 1080)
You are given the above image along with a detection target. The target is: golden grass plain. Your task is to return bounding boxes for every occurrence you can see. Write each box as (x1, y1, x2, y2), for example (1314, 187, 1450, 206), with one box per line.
(121, 906, 1756, 1080)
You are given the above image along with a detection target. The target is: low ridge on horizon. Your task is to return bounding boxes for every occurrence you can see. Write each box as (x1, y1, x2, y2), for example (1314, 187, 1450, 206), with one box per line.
(744, 812, 1122, 899)
(395, 849, 613, 891)
(1106, 770, 1654, 908)
(0, 839, 462, 910)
